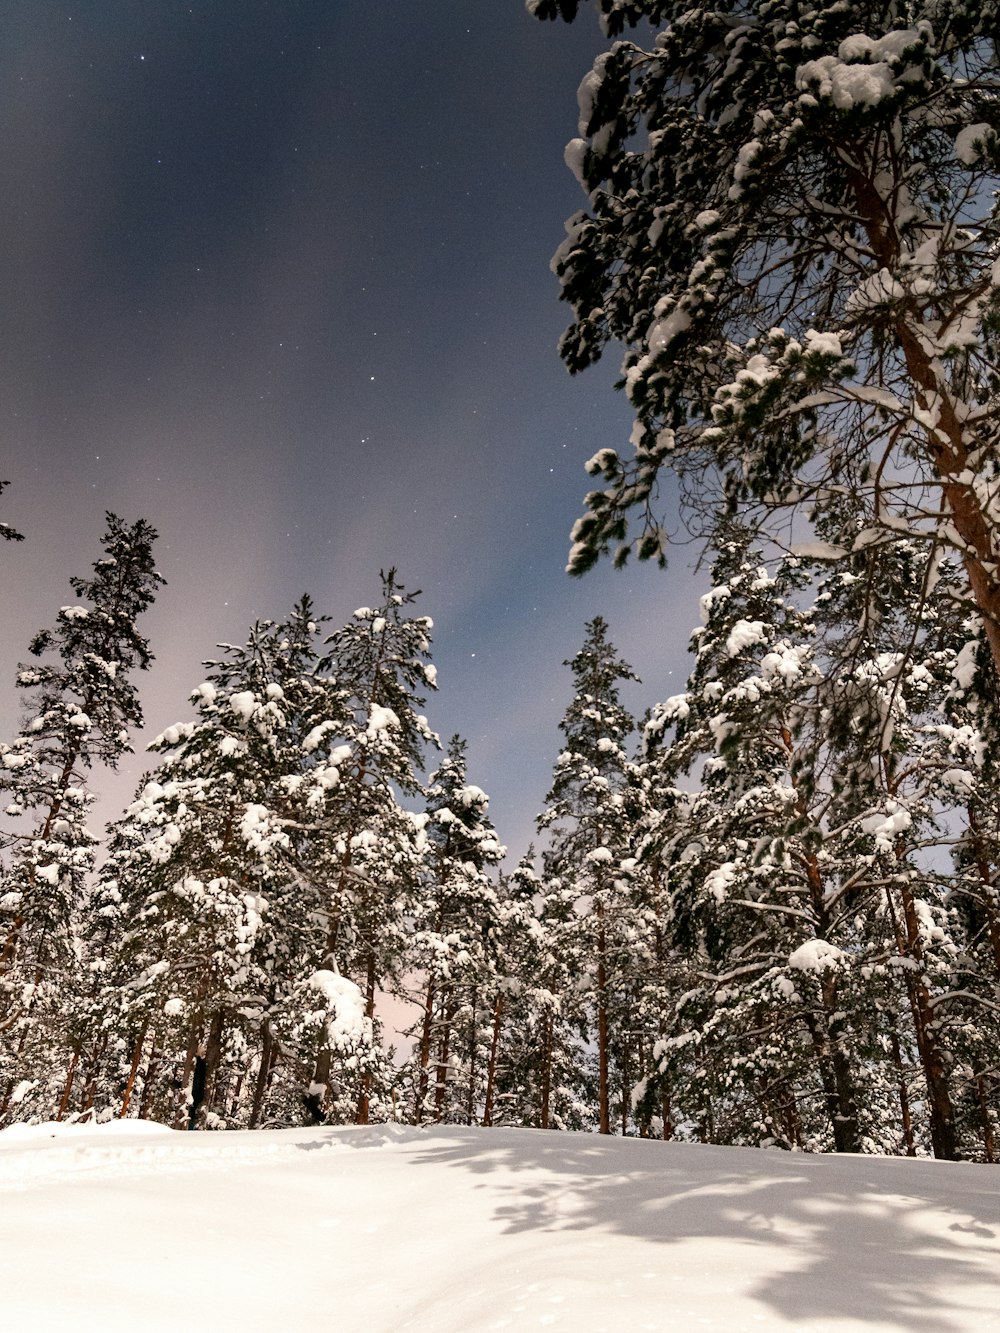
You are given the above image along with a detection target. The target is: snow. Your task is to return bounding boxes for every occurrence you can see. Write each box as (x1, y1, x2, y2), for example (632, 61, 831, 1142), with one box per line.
(2, 1123, 996, 1332)
(725, 618, 768, 656)
(367, 703, 400, 735)
(230, 690, 256, 722)
(647, 305, 691, 356)
(585, 846, 613, 864)
(788, 939, 844, 972)
(955, 123, 993, 166)
(952, 640, 979, 690)
(308, 969, 365, 1044)
(564, 136, 588, 185)
(800, 54, 901, 110)
(845, 268, 906, 314)
(803, 329, 843, 359)
(790, 542, 848, 562)
(705, 860, 737, 903)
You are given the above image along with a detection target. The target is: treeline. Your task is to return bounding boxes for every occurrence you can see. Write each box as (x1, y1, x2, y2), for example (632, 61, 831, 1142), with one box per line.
(1, 507, 998, 1160)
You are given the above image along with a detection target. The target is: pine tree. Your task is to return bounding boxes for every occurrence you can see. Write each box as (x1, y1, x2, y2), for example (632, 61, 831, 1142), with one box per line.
(634, 532, 864, 1150)
(88, 600, 337, 1128)
(486, 852, 595, 1130)
(409, 736, 505, 1124)
(634, 512, 1000, 1157)
(0, 515, 161, 1123)
(305, 569, 439, 1124)
(530, 1, 1000, 683)
(536, 617, 642, 1133)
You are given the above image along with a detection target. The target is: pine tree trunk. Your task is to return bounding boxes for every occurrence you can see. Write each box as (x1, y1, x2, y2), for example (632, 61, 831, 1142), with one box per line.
(138, 1035, 161, 1121)
(76, 1033, 107, 1119)
(661, 1090, 673, 1141)
(118, 1021, 150, 1119)
(414, 975, 436, 1124)
(620, 1033, 629, 1137)
(482, 994, 504, 1128)
(846, 160, 1000, 679)
(596, 903, 610, 1135)
(539, 1010, 553, 1130)
(976, 1075, 996, 1164)
(55, 1049, 80, 1122)
(249, 1021, 274, 1129)
(187, 1011, 224, 1130)
(433, 988, 457, 1123)
(227, 1073, 244, 1122)
(354, 949, 378, 1126)
(466, 985, 478, 1126)
(965, 804, 1000, 980)
(889, 1026, 917, 1157)
(174, 1029, 199, 1130)
(800, 847, 862, 1151)
(885, 883, 959, 1159)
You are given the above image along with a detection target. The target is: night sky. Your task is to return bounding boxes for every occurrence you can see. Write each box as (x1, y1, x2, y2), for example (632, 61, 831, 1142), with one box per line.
(0, 1, 697, 856)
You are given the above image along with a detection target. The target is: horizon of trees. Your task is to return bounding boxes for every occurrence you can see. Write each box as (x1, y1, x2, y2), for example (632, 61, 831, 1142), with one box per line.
(0, 505, 995, 1160)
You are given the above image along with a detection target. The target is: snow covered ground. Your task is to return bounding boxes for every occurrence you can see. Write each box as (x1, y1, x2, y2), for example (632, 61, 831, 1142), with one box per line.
(1, 1121, 997, 1332)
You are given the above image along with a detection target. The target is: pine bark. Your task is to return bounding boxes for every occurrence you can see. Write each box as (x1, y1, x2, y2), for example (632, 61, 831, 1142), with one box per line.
(482, 994, 504, 1128)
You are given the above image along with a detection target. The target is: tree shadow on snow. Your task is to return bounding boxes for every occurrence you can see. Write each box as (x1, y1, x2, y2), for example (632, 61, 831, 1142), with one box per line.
(408, 1127, 999, 1333)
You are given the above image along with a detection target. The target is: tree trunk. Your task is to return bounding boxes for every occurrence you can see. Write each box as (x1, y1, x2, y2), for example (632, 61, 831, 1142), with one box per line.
(977, 1075, 996, 1164)
(118, 1021, 150, 1119)
(138, 1035, 161, 1121)
(249, 1021, 274, 1129)
(596, 903, 610, 1135)
(354, 949, 378, 1126)
(414, 975, 436, 1124)
(187, 1011, 224, 1131)
(846, 158, 1000, 678)
(466, 985, 478, 1126)
(482, 994, 504, 1128)
(539, 1011, 553, 1130)
(888, 1027, 917, 1157)
(55, 1049, 80, 1122)
(433, 988, 458, 1123)
(885, 883, 959, 1159)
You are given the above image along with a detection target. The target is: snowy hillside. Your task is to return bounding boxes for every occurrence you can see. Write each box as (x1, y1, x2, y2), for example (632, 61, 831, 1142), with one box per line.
(2, 1122, 997, 1332)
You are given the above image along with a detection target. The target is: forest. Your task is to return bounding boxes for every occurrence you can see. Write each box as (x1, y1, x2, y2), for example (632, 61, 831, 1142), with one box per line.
(3, 0, 1000, 1163)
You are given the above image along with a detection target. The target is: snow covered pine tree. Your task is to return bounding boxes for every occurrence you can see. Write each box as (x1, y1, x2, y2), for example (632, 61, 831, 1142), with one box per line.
(407, 737, 505, 1124)
(536, 617, 644, 1133)
(0, 515, 161, 1124)
(530, 0, 1000, 678)
(90, 601, 341, 1130)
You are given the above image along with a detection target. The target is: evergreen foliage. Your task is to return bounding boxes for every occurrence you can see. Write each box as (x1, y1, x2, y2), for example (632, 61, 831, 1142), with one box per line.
(0, 515, 162, 1123)
(529, 1, 1000, 679)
